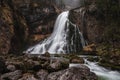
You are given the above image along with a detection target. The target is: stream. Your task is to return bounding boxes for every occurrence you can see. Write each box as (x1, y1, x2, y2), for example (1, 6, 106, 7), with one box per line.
(70, 56, 120, 80)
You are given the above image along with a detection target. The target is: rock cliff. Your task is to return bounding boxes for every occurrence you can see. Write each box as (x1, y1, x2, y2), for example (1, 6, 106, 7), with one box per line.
(0, 0, 59, 54)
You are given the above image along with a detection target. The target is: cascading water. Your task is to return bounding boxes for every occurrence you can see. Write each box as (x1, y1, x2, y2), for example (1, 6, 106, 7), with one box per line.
(84, 59, 120, 80)
(25, 11, 86, 54)
(69, 56, 120, 80)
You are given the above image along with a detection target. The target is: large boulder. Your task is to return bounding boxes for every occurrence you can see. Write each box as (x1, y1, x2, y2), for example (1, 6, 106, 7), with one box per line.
(1, 70, 22, 80)
(47, 57, 69, 72)
(7, 64, 16, 72)
(70, 55, 84, 64)
(47, 65, 98, 80)
(36, 69, 48, 80)
(62, 54, 84, 64)
(18, 73, 38, 80)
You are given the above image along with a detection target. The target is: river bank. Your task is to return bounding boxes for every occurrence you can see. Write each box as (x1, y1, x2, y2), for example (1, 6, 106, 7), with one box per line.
(0, 54, 98, 80)
(1, 53, 120, 80)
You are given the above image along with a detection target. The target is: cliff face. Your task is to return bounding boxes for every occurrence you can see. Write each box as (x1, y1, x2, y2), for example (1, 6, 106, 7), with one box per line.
(69, 5, 102, 44)
(69, 0, 120, 46)
(0, 5, 14, 54)
(0, 0, 59, 54)
(0, 1, 29, 54)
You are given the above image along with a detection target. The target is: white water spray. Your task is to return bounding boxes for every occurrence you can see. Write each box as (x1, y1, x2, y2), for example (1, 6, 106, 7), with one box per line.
(69, 56, 120, 80)
(84, 59, 120, 80)
(25, 11, 86, 54)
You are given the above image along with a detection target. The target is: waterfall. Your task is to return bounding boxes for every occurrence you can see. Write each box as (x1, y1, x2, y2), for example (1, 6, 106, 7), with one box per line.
(25, 11, 86, 54)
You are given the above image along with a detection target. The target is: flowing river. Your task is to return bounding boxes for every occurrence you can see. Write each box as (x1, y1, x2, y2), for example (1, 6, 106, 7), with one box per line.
(70, 56, 120, 80)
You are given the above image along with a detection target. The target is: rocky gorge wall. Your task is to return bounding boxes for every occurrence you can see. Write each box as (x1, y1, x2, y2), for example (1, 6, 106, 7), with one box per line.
(68, 0, 120, 70)
(0, 0, 119, 55)
(69, 4, 105, 44)
(0, 0, 60, 54)
(0, 0, 98, 55)
(69, 0, 120, 46)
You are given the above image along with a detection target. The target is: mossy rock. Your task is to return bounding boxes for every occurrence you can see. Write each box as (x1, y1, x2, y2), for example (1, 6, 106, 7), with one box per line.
(47, 57, 69, 72)
(87, 56, 100, 62)
(61, 54, 84, 64)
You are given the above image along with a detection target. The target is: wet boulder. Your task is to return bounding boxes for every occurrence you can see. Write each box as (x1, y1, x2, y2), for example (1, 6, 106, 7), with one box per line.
(47, 65, 98, 80)
(70, 55, 84, 64)
(63, 54, 84, 64)
(7, 64, 16, 72)
(47, 57, 69, 72)
(19, 73, 38, 80)
(1, 70, 22, 80)
(36, 69, 48, 80)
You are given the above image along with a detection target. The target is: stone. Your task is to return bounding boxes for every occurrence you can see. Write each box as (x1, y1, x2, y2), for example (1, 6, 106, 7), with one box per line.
(47, 65, 98, 80)
(42, 52, 50, 57)
(87, 56, 100, 62)
(47, 58, 69, 72)
(64, 54, 84, 64)
(49, 60, 61, 71)
(83, 44, 97, 55)
(88, 4, 97, 13)
(36, 69, 48, 80)
(7, 64, 16, 72)
(1, 70, 22, 80)
(0, 0, 59, 54)
(70, 57, 84, 64)
(23, 59, 41, 71)
(18, 73, 38, 80)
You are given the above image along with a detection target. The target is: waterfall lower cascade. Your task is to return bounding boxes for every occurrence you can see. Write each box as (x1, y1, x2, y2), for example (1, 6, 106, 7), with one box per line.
(25, 11, 86, 54)
(69, 57, 120, 80)
(84, 59, 120, 80)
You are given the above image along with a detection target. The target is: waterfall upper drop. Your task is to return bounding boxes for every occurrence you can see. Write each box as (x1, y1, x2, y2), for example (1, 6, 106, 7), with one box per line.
(25, 11, 86, 54)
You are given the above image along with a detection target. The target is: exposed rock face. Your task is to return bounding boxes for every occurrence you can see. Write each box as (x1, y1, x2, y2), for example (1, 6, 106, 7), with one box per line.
(85, 4, 104, 43)
(12, 0, 60, 45)
(0, 5, 14, 54)
(47, 66, 98, 80)
(0, 0, 60, 54)
(0, 1, 29, 54)
(69, 3, 103, 44)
